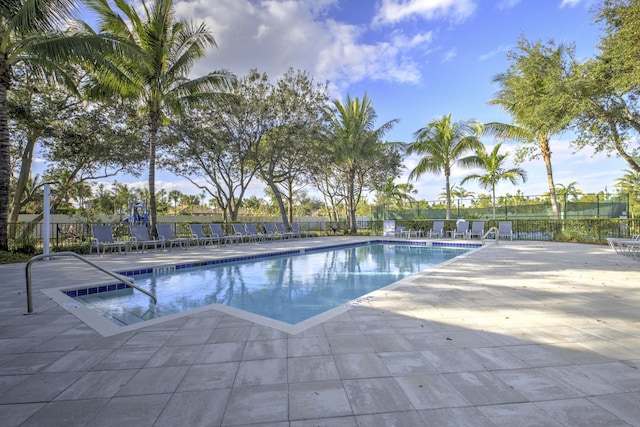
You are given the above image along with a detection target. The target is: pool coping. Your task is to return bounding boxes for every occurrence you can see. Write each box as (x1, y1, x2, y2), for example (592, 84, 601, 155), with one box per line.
(41, 239, 486, 336)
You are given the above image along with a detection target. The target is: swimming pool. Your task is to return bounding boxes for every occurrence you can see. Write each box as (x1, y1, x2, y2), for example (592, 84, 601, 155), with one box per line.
(67, 241, 475, 327)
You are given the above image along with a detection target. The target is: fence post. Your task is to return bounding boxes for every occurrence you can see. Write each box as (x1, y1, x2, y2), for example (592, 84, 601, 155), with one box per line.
(43, 184, 51, 260)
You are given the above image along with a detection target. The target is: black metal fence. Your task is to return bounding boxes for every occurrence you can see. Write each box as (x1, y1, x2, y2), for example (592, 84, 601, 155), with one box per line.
(372, 195, 630, 220)
(370, 218, 638, 243)
(6, 217, 639, 253)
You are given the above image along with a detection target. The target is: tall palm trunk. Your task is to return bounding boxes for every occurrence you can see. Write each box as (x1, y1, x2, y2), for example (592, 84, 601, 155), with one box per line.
(0, 76, 10, 251)
(540, 137, 559, 219)
(492, 185, 497, 219)
(444, 173, 452, 220)
(347, 168, 357, 233)
(148, 111, 159, 236)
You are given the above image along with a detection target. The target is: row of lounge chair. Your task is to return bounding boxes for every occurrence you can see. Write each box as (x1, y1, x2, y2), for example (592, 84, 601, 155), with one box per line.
(394, 220, 514, 240)
(607, 235, 640, 260)
(91, 222, 310, 255)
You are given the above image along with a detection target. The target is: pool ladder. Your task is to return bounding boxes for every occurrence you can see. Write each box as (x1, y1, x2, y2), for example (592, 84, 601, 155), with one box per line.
(482, 227, 500, 244)
(25, 251, 157, 314)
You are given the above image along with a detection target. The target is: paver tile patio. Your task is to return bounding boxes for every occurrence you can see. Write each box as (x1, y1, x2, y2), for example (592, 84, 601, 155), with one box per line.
(0, 238, 639, 425)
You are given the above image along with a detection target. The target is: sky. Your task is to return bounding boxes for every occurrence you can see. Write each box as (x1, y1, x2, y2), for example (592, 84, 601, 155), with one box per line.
(74, 0, 631, 202)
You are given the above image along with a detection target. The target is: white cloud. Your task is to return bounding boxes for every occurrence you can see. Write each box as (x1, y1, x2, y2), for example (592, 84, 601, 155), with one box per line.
(496, 0, 522, 10)
(560, 0, 583, 7)
(173, 0, 428, 88)
(373, 0, 477, 26)
(478, 44, 511, 61)
(442, 48, 457, 62)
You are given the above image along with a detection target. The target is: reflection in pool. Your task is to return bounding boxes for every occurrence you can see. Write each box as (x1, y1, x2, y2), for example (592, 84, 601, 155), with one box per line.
(73, 243, 471, 326)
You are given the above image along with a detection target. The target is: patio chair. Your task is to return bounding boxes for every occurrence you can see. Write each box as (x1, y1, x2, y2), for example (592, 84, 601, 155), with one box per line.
(428, 221, 445, 238)
(452, 220, 469, 239)
(263, 223, 278, 240)
(607, 238, 640, 259)
(209, 224, 236, 245)
(290, 223, 311, 238)
(468, 221, 485, 239)
(407, 228, 425, 238)
(245, 223, 267, 242)
(394, 226, 407, 238)
(155, 224, 190, 250)
(498, 221, 513, 240)
(190, 224, 219, 247)
(91, 225, 129, 256)
(232, 223, 254, 243)
(129, 224, 165, 253)
(275, 222, 296, 239)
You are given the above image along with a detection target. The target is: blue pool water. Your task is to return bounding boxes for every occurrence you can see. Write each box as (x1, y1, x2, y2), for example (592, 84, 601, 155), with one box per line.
(73, 242, 472, 326)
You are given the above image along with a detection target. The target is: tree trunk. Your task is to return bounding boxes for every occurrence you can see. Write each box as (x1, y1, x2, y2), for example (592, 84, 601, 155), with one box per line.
(608, 117, 640, 174)
(269, 182, 289, 228)
(444, 173, 451, 220)
(0, 78, 10, 251)
(347, 169, 357, 234)
(147, 113, 159, 237)
(540, 137, 559, 220)
(287, 185, 294, 224)
(492, 185, 497, 219)
(8, 134, 38, 229)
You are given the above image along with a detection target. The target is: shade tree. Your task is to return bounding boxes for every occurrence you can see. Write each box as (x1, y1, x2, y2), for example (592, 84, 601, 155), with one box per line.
(254, 68, 329, 228)
(488, 36, 579, 220)
(571, 1, 640, 174)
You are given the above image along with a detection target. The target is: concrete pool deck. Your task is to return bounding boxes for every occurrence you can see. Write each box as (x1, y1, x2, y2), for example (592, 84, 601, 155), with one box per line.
(0, 237, 639, 426)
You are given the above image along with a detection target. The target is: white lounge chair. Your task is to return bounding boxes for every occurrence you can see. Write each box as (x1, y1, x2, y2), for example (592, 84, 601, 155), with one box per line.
(275, 222, 296, 239)
(498, 221, 513, 240)
(232, 223, 254, 243)
(209, 224, 236, 245)
(190, 224, 218, 247)
(452, 220, 469, 239)
(429, 221, 444, 238)
(91, 225, 128, 256)
(263, 223, 278, 240)
(245, 223, 267, 242)
(394, 226, 406, 238)
(129, 224, 165, 253)
(468, 221, 485, 239)
(156, 224, 190, 250)
(407, 228, 424, 238)
(290, 223, 310, 238)
(607, 238, 640, 259)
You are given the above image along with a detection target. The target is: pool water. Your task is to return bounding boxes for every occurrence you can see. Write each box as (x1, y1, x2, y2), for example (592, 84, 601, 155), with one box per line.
(75, 243, 471, 326)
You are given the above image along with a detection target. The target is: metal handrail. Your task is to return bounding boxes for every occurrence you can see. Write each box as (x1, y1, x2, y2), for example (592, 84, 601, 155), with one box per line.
(482, 226, 500, 244)
(25, 251, 157, 313)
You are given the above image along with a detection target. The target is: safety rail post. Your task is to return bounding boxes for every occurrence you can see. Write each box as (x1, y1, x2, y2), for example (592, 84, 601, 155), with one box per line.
(482, 227, 500, 245)
(25, 251, 157, 314)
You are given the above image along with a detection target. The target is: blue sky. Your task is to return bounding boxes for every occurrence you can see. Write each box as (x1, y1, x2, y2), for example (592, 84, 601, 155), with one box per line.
(79, 0, 630, 202)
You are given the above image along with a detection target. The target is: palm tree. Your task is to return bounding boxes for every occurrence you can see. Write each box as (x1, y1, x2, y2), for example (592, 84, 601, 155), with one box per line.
(0, 0, 109, 251)
(376, 178, 416, 209)
(82, 0, 234, 235)
(325, 94, 398, 233)
(450, 184, 475, 201)
(614, 170, 639, 218)
(406, 114, 484, 219)
(461, 143, 527, 218)
(168, 190, 182, 216)
(555, 182, 582, 201)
